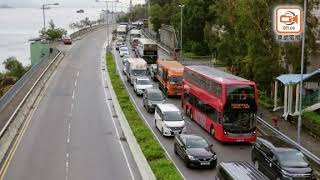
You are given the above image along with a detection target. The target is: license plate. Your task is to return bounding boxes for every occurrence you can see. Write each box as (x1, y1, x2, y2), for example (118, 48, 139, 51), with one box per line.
(173, 131, 180, 135)
(236, 139, 244, 142)
(200, 162, 210, 165)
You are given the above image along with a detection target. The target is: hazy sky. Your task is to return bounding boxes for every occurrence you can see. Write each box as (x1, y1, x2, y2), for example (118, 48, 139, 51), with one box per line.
(0, 0, 145, 8)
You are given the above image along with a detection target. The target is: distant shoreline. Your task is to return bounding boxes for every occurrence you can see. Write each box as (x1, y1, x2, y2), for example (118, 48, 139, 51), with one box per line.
(0, 5, 13, 9)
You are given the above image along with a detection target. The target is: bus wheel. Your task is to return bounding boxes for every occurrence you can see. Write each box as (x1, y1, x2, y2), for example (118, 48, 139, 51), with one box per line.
(210, 126, 215, 137)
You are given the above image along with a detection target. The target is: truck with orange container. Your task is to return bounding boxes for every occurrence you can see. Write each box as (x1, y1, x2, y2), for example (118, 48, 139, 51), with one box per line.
(156, 60, 184, 96)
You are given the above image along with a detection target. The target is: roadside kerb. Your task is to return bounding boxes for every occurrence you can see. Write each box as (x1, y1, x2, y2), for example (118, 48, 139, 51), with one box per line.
(102, 50, 156, 180)
(0, 51, 64, 165)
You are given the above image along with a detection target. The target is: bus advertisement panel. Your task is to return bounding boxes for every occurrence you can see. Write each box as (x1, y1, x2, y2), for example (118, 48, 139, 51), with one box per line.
(182, 65, 258, 143)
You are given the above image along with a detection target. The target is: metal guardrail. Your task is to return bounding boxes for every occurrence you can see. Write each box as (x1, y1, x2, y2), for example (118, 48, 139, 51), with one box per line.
(257, 116, 320, 165)
(0, 51, 62, 138)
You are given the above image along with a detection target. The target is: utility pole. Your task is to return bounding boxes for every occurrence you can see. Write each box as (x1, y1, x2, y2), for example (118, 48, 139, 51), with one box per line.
(178, 4, 185, 62)
(147, 0, 151, 31)
(41, 3, 59, 33)
(297, 0, 308, 144)
(96, 0, 118, 48)
(130, 0, 133, 23)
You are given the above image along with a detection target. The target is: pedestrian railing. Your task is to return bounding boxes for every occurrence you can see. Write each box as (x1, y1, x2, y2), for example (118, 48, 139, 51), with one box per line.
(257, 116, 320, 175)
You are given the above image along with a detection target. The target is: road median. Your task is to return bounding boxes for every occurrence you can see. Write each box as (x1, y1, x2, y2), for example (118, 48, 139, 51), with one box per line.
(105, 52, 182, 180)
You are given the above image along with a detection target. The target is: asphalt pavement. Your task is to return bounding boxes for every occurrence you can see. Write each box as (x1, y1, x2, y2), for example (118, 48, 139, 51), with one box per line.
(2, 27, 141, 180)
(113, 41, 253, 180)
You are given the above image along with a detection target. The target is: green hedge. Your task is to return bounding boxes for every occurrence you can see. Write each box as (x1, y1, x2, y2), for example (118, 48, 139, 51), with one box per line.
(258, 91, 274, 110)
(302, 112, 320, 138)
(106, 53, 182, 180)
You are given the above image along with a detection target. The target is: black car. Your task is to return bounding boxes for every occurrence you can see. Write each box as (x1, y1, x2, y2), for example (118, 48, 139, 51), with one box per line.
(143, 88, 165, 112)
(252, 136, 315, 180)
(174, 134, 217, 168)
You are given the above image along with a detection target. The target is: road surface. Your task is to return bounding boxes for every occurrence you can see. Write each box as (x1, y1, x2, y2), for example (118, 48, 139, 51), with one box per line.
(1, 27, 141, 180)
(113, 41, 252, 180)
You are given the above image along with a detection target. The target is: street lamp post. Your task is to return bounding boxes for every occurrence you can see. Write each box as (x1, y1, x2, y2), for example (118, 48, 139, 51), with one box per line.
(42, 3, 59, 33)
(178, 4, 185, 62)
(96, 0, 119, 47)
(297, 0, 308, 144)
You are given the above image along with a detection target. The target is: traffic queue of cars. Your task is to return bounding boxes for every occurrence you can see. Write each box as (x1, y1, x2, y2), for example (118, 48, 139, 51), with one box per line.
(115, 27, 316, 180)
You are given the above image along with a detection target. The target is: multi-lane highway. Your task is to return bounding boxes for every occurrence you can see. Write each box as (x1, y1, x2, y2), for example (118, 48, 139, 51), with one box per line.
(0, 27, 141, 180)
(113, 41, 253, 180)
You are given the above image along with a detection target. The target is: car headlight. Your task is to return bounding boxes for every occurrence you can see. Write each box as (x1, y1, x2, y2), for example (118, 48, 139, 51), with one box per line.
(188, 155, 196, 160)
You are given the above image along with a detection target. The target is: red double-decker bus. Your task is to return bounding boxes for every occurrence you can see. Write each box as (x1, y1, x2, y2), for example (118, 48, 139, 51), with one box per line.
(182, 66, 258, 142)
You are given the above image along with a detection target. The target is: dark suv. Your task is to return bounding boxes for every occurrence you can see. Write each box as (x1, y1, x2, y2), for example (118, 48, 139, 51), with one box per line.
(251, 136, 315, 180)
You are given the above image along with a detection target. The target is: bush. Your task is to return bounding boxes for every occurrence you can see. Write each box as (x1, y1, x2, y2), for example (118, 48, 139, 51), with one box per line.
(46, 28, 67, 41)
(258, 91, 273, 109)
(106, 53, 182, 180)
(3, 57, 27, 79)
(302, 112, 320, 138)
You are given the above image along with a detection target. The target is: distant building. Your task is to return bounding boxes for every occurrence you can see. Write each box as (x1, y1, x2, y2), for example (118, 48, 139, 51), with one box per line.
(100, 11, 125, 24)
(29, 38, 49, 66)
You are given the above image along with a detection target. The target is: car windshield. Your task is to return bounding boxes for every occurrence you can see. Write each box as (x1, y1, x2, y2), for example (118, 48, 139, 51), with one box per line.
(223, 112, 256, 133)
(148, 91, 164, 101)
(277, 150, 309, 168)
(137, 79, 152, 85)
(168, 76, 182, 85)
(186, 138, 208, 148)
(163, 111, 183, 121)
(132, 70, 146, 76)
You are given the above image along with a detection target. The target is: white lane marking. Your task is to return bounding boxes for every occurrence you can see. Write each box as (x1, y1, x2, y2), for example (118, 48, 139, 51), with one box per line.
(67, 122, 71, 144)
(101, 41, 136, 180)
(72, 90, 75, 100)
(77, 71, 80, 77)
(74, 79, 77, 87)
(112, 48, 186, 179)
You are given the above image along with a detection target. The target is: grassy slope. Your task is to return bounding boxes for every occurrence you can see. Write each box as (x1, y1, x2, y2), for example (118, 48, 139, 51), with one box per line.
(106, 52, 182, 180)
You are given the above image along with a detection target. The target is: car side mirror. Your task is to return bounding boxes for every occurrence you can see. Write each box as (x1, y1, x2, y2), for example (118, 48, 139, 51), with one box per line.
(208, 144, 213, 148)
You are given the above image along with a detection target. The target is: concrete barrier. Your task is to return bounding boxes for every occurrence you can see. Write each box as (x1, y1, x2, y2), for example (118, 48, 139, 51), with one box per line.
(101, 49, 156, 179)
(0, 51, 64, 165)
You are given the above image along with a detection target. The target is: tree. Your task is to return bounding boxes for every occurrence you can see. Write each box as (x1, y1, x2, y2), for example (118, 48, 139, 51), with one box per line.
(46, 28, 67, 41)
(49, 19, 55, 29)
(3, 57, 27, 79)
(80, 17, 92, 27)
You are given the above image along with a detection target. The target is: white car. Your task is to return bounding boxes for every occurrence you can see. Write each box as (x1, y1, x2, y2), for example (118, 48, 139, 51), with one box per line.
(122, 55, 130, 64)
(154, 104, 186, 136)
(123, 62, 128, 75)
(115, 40, 124, 50)
(119, 46, 130, 57)
(148, 64, 158, 80)
(133, 76, 153, 95)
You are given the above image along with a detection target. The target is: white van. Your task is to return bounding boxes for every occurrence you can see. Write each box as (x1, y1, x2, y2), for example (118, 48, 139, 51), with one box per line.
(154, 104, 186, 136)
